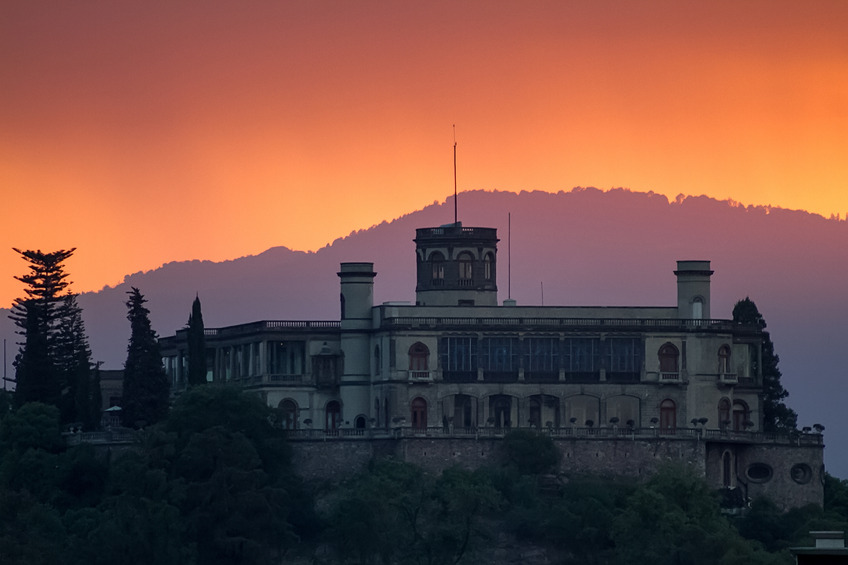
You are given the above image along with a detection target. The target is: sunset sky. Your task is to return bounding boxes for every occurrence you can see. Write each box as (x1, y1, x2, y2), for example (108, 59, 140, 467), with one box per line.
(2, 1, 847, 308)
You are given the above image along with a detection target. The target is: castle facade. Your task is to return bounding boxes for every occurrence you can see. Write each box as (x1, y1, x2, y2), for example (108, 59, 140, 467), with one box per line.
(160, 223, 823, 508)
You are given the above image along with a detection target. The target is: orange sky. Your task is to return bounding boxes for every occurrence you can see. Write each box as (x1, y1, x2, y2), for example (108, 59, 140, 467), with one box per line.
(2, 1, 847, 309)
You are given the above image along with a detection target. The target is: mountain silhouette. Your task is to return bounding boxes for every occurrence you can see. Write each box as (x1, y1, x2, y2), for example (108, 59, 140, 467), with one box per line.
(2, 188, 846, 475)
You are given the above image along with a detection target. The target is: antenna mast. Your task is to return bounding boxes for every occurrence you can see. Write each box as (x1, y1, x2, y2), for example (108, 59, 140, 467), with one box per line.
(508, 213, 511, 300)
(453, 124, 458, 225)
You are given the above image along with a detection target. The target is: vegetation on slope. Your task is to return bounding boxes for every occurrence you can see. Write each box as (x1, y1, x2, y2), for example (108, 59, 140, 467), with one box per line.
(1, 389, 847, 565)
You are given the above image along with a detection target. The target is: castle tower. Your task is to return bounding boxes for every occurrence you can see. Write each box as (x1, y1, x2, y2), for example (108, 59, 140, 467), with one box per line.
(414, 223, 499, 306)
(675, 260, 713, 319)
(337, 262, 376, 428)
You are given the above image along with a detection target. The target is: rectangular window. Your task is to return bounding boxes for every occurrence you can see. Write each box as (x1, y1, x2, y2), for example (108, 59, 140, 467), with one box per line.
(606, 338, 642, 382)
(266, 341, 305, 375)
(439, 337, 477, 382)
(480, 337, 520, 380)
(563, 338, 601, 381)
(524, 337, 559, 381)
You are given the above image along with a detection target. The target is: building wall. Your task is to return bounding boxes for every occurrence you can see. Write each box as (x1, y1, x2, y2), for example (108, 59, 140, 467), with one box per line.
(157, 225, 823, 510)
(288, 435, 820, 512)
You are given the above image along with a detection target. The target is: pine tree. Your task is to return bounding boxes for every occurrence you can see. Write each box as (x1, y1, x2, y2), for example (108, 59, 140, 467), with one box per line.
(10, 249, 75, 409)
(55, 294, 100, 428)
(732, 297, 798, 433)
(14, 303, 59, 407)
(121, 287, 169, 428)
(10, 248, 75, 335)
(186, 295, 207, 386)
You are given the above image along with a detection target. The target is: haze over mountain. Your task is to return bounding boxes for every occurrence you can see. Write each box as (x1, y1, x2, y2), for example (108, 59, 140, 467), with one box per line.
(2, 188, 846, 475)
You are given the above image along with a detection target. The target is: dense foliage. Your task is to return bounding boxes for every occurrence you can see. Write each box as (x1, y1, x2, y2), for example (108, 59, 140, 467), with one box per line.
(732, 297, 798, 432)
(1, 401, 846, 565)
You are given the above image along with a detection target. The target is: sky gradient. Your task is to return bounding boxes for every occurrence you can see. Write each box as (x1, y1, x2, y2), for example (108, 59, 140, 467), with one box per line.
(2, 1, 847, 308)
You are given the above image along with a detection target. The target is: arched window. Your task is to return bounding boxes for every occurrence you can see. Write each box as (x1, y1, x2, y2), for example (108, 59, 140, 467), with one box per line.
(354, 415, 366, 429)
(278, 398, 298, 430)
(490, 395, 512, 429)
(409, 342, 429, 378)
(718, 345, 731, 374)
(457, 252, 473, 286)
(411, 397, 428, 430)
(718, 398, 731, 429)
(722, 451, 733, 487)
(692, 297, 704, 320)
(374, 345, 381, 376)
(660, 399, 676, 432)
(430, 252, 445, 285)
(325, 401, 341, 431)
(659, 343, 679, 380)
(483, 253, 494, 281)
(732, 400, 749, 432)
(565, 395, 600, 428)
(606, 395, 640, 427)
(529, 394, 561, 429)
(453, 394, 475, 429)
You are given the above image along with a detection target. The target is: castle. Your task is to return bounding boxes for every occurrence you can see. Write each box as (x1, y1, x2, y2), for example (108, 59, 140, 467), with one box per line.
(160, 223, 823, 509)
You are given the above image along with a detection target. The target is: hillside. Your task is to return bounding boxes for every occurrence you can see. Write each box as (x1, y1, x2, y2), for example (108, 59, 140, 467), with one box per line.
(2, 188, 846, 475)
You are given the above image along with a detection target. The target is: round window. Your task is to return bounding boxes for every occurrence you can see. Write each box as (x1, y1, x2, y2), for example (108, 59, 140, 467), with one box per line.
(746, 463, 773, 483)
(790, 463, 812, 485)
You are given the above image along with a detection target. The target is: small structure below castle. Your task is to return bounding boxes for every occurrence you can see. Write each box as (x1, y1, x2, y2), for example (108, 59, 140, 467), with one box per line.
(790, 531, 848, 564)
(160, 222, 824, 509)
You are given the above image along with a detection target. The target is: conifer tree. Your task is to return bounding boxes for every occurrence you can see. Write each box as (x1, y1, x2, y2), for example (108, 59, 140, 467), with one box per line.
(121, 287, 169, 428)
(55, 294, 100, 428)
(14, 304, 59, 407)
(186, 295, 207, 386)
(10, 248, 76, 410)
(733, 297, 798, 433)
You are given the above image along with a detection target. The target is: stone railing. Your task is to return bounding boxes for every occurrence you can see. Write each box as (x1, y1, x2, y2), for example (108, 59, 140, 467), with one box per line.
(281, 425, 824, 446)
(63, 425, 823, 448)
(381, 317, 741, 332)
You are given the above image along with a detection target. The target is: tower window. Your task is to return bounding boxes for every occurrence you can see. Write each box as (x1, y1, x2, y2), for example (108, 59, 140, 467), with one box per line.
(692, 297, 704, 319)
(458, 252, 473, 285)
(483, 253, 494, 280)
(430, 252, 445, 285)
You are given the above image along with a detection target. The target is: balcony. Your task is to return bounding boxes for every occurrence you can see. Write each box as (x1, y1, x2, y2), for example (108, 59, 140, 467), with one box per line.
(410, 370, 432, 381)
(719, 373, 738, 384)
(660, 371, 681, 382)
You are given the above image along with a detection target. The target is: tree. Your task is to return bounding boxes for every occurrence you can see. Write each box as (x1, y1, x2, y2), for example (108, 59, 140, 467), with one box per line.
(502, 430, 560, 475)
(10, 248, 75, 336)
(121, 288, 169, 428)
(54, 294, 100, 429)
(325, 460, 499, 565)
(186, 295, 207, 386)
(612, 464, 753, 565)
(10, 249, 99, 427)
(10, 249, 75, 409)
(13, 305, 59, 408)
(732, 298, 798, 432)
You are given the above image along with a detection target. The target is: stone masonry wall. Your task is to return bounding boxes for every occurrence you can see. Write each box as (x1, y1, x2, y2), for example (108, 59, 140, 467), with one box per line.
(289, 436, 821, 510)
